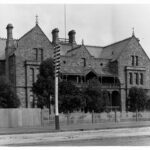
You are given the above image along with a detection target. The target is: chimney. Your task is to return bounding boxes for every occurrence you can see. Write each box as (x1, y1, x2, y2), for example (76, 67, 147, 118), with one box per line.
(68, 30, 76, 44)
(52, 28, 59, 44)
(5, 23, 14, 80)
(6, 23, 14, 48)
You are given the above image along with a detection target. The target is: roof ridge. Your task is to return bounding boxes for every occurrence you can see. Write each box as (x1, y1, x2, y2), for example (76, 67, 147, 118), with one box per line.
(103, 36, 132, 48)
(85, 45, 103, 48)
(67, 45, 81, 53)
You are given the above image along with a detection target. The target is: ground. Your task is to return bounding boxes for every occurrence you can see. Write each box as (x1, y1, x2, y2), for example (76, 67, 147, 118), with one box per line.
(1, 126, 150, 146)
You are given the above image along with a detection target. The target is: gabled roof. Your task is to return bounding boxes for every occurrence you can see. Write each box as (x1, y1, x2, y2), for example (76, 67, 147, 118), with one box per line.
(69, 37, 132, 61)
(66, 45, 93, 58)
(86, 45, 103, 58)
(18, 24, 52, 44)
(101, 37, 132, 60)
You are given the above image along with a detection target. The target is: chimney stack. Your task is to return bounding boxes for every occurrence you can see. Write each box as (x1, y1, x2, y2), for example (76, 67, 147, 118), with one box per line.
(5, 23, 14, 80)
(6, 24, 14, 48)
(52, 28, 59, 44)
(68, 30, 76, 44)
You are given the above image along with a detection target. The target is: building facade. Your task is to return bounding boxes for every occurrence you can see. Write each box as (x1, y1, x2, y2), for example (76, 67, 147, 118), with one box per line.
(0, 21, 150, 111)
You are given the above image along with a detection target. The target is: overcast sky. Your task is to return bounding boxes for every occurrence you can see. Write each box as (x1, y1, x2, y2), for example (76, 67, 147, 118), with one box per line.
(0, 4, 150, 57)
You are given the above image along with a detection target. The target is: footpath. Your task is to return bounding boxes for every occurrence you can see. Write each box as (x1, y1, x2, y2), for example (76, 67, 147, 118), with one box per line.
(1, 120, 150, 135)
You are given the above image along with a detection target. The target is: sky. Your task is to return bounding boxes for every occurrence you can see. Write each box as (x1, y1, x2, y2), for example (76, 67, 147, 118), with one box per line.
(0, 4, 150, 57)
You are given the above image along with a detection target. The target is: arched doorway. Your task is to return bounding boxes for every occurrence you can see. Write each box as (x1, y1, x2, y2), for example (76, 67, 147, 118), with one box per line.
(112, 91, 121, 110)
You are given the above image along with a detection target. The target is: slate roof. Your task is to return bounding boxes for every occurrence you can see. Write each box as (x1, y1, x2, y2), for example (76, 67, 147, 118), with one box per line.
(60, 43, 75, 55)
(66, 45, 93, 57)
(18, 24, 51, 44)
(86, 45, 103, 58)
(60, 63, 115, 77)
(101, 37, 132, 60)
(60, 36, 133, 61)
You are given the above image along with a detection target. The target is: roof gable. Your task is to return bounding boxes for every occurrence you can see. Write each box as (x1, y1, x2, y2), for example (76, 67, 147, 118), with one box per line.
(101, 37, 131, 60)
(66, 45, 93, 58)
(18, 24, 52, 47)
(86, 45, 103, 58)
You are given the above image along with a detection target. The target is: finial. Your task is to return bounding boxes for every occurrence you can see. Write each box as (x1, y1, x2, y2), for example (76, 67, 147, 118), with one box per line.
(132, 27, 135, 37)
(82, 39, 84, 45)
(36, 14, 38, 25)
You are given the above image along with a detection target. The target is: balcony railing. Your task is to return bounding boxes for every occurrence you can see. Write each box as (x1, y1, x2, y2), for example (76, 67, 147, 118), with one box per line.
(73, 82, 120, 89)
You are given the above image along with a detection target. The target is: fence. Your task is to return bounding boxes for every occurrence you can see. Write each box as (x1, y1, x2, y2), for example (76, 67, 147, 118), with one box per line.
(44, 111, 150, 126)
(1, 109, 150, 128)
(0, 108, 41, 128)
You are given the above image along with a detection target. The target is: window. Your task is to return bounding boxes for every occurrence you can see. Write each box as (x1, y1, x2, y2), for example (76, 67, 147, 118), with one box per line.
(131, 55, 134, 66)
(140, 73, 144, 85)
(38, 48, 43, 61)
(33, 48, 43, 61)
(129, 72, 133, 84)
(135, 73, 139, 85)
(81, 58, 86, 67)
(135, 56, 138, 66)
(30, 68, 34, 83)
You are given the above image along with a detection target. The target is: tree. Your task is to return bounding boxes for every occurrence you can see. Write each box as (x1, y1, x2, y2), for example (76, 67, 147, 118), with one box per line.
(127, 87, 147, 112)
(59, 80, 85, 113)
(0, 76, 20, 108)
(82, 78, 105, 113)
(32, 58, 54, 109)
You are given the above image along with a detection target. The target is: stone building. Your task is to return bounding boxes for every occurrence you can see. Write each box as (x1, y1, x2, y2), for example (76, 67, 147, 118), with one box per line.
(0, 20, 150, 112)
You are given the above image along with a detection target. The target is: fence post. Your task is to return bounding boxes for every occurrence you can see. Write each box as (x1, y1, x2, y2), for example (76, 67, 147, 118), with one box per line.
(115, 108, 117, 123)
(67, 111, 69, 125)
(92, 110, 94, 124)
(136, 109, 138, 122)
(41, 109, 43, 127)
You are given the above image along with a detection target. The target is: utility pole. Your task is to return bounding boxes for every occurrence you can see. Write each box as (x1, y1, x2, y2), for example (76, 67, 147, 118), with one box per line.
(54, 44, 61, 130)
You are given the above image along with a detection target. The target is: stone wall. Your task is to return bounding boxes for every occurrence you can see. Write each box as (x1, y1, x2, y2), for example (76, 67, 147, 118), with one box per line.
(118, 37, 150, 111)
(15, 25, 54, 107)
